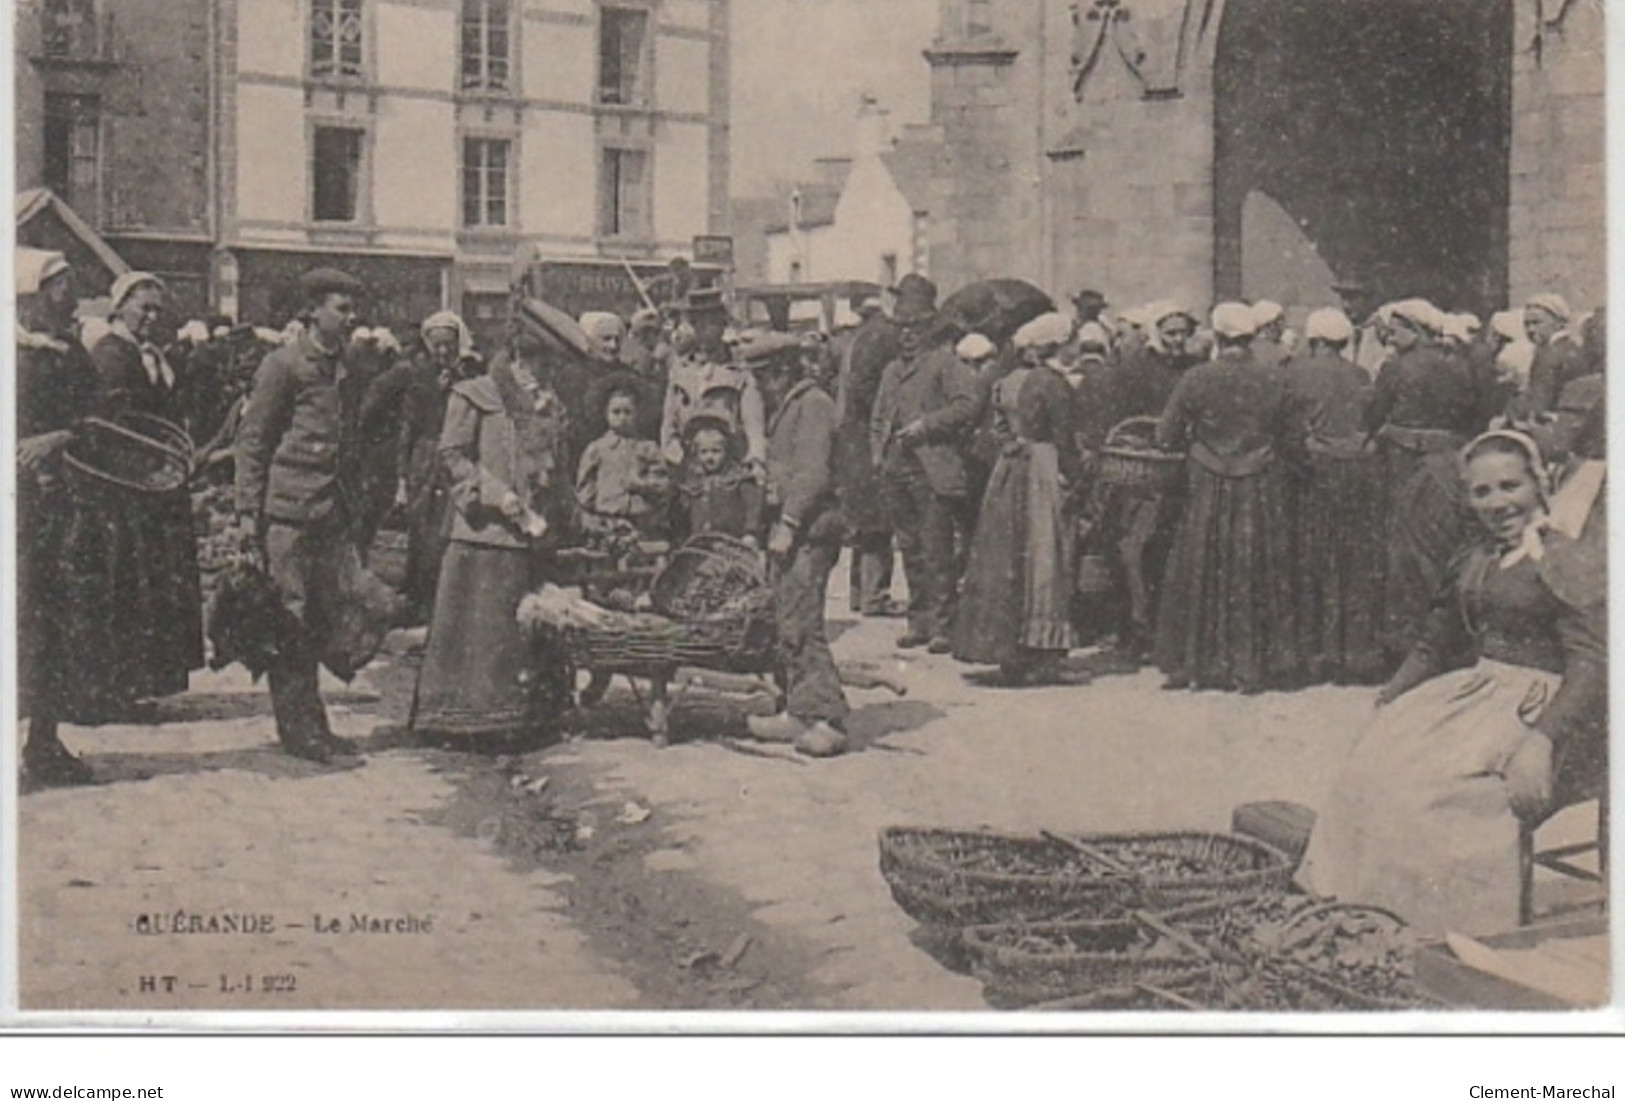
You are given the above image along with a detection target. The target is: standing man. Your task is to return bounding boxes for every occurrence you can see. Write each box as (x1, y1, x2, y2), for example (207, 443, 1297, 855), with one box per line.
(235, 268, 368, 766)
(834, 293, 900, 616)
(661, 286, 766, 469)
(870, 274, 985, 653)
(743, 332, 851, 758)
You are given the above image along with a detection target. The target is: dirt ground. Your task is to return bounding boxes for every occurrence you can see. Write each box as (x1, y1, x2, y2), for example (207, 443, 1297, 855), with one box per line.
(15, 555, 1607, 1014)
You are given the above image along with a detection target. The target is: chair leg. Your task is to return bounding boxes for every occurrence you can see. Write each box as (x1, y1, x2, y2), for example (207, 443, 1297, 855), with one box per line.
(1517, 821, 1536, 926)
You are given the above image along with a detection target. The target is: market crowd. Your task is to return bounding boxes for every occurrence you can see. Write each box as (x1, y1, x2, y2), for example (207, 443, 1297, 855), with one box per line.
(15, 249, 1607, 935)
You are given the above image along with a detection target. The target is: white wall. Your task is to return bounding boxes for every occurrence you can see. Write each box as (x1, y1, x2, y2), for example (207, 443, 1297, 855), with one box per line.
(519, 111, 597, 238)
(653, 122, 710, 245)
(235, 84, 308, 224)
(237, 0, 304, 76)
(823, 156, 917, 283)
(377, 2, 455, 89)
(374, 99, 459, 235)
(656, 35, 712, 115)
(524, 18, 595, 103)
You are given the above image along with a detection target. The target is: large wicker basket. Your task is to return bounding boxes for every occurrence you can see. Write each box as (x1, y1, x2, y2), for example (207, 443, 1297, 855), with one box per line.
(63, 412, 194, 496)
(651, 533, 767, 620)
(877, 828, 1293, 928)
(1096, 416, 1184, 491)
(961, 914, 1212, 1007)
(877, 828, 1140, 927)
(559, 589, 777, 675)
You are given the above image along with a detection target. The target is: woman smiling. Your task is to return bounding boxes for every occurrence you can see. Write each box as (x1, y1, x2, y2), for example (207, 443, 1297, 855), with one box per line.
(1297, 431, 1607, 936)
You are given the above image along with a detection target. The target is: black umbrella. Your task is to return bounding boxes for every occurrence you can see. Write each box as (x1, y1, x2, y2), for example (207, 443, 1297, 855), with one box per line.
(516, 296, 594, 359)
(940, 279, 1056, 345)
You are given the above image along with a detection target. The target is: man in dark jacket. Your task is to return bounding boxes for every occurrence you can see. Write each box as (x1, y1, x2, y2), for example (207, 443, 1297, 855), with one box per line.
(741, 332, 851, 758)
(834, 294, 899, 615)
(235, 268, 369, 766)
(870, 275, 985, 652)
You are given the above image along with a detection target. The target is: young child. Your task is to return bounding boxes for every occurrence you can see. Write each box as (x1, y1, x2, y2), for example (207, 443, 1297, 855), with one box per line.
(673, 414, 764, 546)
(576, 386, 669, 538)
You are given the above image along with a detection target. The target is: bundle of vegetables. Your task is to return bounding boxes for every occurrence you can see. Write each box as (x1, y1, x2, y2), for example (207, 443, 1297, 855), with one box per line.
(961, 913, 1211, 1007)
(517, 583, 647, 633)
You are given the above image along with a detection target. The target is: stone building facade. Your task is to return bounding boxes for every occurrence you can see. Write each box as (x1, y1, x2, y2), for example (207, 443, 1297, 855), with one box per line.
(15, 0, 732, 332)
(924, 0, 1605, 316)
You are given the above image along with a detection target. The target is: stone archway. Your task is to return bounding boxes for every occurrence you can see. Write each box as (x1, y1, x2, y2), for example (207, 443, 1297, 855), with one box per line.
(1212, 0, 1513, 314)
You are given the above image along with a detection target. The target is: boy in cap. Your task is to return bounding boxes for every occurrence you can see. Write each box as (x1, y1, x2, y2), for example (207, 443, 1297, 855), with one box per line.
(870, 274, 986, 652)
(235, 267, 369, 766)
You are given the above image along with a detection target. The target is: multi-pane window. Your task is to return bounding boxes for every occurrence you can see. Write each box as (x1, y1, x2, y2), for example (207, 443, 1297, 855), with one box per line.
(461, 0, 510, 91)
(310, 0, 363, 79)
(41, 0, 99, 59)
(43, 94, 101, 221)
(599, 147, 648, 238)
(312, 126, 365, 222)
(598, 7, 648, 105)
(462, 138, 511, 228)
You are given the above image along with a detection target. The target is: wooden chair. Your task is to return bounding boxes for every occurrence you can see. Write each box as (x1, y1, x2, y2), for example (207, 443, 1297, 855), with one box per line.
(1518, 786, 1609, 925)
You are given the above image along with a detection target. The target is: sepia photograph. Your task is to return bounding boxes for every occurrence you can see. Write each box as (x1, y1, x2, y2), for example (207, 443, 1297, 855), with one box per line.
(5, 0, 1614, 1024)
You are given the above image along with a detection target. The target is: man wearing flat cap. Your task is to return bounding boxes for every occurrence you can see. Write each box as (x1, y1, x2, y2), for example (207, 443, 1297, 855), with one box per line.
(739, 333, 851, 757)
(235, 267, 369, 765)
(870, 274, 986, 653)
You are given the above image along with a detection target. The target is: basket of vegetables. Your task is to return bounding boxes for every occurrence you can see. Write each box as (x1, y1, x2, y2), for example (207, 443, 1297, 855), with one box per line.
(1263, 902, 1427, 1010)
(1070, 830, 1295, 910)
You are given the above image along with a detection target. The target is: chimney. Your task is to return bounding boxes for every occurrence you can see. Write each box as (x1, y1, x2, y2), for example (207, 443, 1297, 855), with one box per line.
(853, 93, 894, 159)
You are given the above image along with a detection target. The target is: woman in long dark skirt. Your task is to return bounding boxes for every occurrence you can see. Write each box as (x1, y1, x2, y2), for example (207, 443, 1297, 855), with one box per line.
(1366, 299, 1483, 663)
(1153, 303, 1299, 694)
(1283, 309, 1386, 684)
(87, 272, 205, 707)
(410, 304, 575, 743)
(952, 313, 1079, 685)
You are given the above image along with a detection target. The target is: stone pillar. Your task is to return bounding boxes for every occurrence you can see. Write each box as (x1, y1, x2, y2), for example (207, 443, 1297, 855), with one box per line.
(1045, 0, 1223, 310)
(1508, 0, 1605, 309)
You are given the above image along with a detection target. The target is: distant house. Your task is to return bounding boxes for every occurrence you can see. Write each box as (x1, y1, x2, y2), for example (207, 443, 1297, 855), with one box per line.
(762, 106, 941, 288)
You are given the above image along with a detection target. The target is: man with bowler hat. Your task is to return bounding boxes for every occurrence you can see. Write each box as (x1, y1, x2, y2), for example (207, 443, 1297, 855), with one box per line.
(235, 267, 368, 765)
(869, 274, 985, 653)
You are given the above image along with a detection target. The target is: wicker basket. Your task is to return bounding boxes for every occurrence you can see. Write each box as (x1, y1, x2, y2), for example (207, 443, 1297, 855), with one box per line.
(877, 828, 1140, 927)
(651, 533, 767, 620)
(1096, 416, 1184, 491)
(560, 589, 777, 674)
(1266, 902, 1427, 1011)
(962, 914, 1211, 1007)
(1076, 831, 1295, 910)
(63, 413, 194, 495)
(878, 828, 1293, 929)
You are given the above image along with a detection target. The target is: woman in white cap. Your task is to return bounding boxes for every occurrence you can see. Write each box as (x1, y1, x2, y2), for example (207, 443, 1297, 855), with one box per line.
(1518, 293, 1587, 420)
(1368, 298, 1482, 666)
(952, 312, 1080, 686)
(1283, 308, 1385, 684)
(1153, 302, 1300, 693)
(87, 270, 205, 710)
(1299, 430, 1605, 937)
(1093, 302, 1203, 665)
(1250, 299, 1289, 370)
(16, 250, 109, 783)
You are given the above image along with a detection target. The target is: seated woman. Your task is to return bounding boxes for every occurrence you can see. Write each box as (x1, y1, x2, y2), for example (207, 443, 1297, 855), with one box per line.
(1297, 431, 1606, 937)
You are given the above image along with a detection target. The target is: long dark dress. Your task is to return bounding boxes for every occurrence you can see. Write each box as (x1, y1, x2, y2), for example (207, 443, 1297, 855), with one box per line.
(953, 365, 1078, 668)
(88, 328, 205, 701)
(1153, 347, 1299, 692)
(398, 369, 454, 620)
(1367, 342, 1481, 662)
(411, 354, 574, 740)
(16, 327, 117, 721)
(1284, 350, 1385, 684)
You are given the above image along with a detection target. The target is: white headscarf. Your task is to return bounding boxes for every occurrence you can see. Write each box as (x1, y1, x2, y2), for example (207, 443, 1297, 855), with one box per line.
(421, 310, 474, 358)
(109, 271, 166, 312)
(16, 248, 70, 296)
